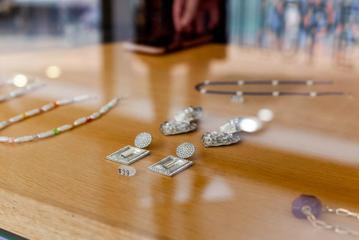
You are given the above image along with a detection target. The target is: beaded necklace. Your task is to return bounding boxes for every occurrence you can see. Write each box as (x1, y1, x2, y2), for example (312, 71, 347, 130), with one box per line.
(0, 96, 120, 144)
(0, 82, 45, 103)
(0, 77, 45, 103)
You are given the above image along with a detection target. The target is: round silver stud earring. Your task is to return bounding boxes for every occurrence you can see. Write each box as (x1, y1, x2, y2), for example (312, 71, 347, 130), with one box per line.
(176, 142, 196, 159)
(134, 132, 152, 149)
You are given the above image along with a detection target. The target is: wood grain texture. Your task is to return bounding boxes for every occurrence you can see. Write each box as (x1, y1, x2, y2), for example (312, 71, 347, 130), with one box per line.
(0, 43, 358, 240)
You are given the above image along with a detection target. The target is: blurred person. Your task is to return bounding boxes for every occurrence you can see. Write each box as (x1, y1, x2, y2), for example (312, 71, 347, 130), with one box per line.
(257, 0, 268, 47)
(0, 0, 11, 13)
(298, 0, 310, 48)
(283, 1, 301, 51)
(172, 0, 226, 43)
(312, 0, 328, 54)
(324, 0, 337, 55)
(172, 0, 221, 34)
(132, 0, 175, 48)
(326, 0, 336, 34)
(128, 0, 226, 53)
(299, 0, 325, 55)
(268, 0, 285, 49)
(333, 0, 359, 65)
(334, 0, 359, 61)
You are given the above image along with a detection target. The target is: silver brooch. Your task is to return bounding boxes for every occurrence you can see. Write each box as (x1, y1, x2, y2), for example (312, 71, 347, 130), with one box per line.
(148, 142, 195, 176)
(106, 132, 152, 165)
(160, 106, 202, 135)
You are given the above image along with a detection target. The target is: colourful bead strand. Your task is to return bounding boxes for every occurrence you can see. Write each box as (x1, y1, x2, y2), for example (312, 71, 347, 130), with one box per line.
(0, 97, 120, 144)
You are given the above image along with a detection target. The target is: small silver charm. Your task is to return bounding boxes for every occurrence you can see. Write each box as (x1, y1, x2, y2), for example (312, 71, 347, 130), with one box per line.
(149, 142, 195, 177)
(160, 106, 202, 136)
(118, 166, 136, 177)
(106, 132, 152, 165)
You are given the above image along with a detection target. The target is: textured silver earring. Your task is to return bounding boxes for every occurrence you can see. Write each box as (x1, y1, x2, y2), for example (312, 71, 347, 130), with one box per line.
(106, 132, 152, 165)
(148, 142, 196, 177)
(160, 106, 202, 135)
(202, 116, 264, 147)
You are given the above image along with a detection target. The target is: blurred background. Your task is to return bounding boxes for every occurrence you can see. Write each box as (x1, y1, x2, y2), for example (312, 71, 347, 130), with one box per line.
(0, 0, 101, 52)
(0, 0, 358, 61)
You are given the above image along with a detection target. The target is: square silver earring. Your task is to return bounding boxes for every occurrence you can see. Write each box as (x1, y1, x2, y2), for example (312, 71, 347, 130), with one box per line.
(106, 132, 152, 165)
(148, 142, 195, 176)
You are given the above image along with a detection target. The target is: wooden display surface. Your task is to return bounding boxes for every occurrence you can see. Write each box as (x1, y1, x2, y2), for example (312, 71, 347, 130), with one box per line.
(0, 43, 358, 240)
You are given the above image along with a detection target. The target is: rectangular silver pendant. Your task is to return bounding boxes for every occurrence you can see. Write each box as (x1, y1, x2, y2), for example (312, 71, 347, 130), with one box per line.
(106, 145, 150, 165)
(148, 155, 193, 177)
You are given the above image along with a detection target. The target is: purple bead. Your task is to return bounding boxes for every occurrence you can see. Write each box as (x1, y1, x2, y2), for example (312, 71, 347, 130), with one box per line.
(292, 194, 322, 219)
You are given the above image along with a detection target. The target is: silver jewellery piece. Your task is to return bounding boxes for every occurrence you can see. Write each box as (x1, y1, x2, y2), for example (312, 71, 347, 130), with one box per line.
(176, 142, 196, 159)
(303, 206, 359, 237)
(106, 132, 152, 165)
(195, 80, 346, 103)
(292, 194, 359, 237)
(160, 120, 198, 136)
(160, 106, 203, 136)
(325, 206, 359, 221)
(148, 142, 195, 177)
(174, 106, 202, 122)
(219, 117, 263, 134)
(202, 116, 264, 147)
(134, 132, 152, 149)
(202, 131, 241, 148)
(118, 166, 136, 177)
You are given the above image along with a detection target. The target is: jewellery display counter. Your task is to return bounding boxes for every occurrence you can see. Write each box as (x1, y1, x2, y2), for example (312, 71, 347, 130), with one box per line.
(0, 43, 358, 240)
